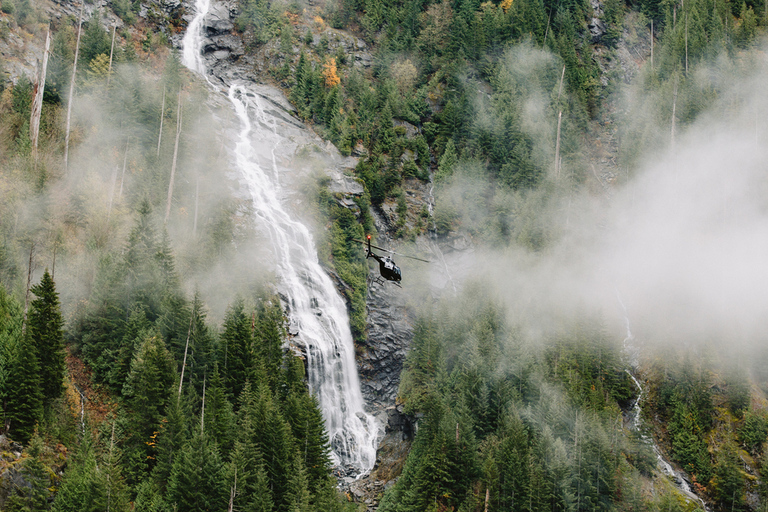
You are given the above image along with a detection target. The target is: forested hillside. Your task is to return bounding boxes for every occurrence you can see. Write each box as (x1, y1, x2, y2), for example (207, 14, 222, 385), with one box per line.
(1, 0, 768, 508)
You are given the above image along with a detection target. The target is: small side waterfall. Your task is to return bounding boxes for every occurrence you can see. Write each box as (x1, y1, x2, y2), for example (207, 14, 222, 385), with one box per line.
(618, 293, 710, 511)
(180, 1, 378, 475)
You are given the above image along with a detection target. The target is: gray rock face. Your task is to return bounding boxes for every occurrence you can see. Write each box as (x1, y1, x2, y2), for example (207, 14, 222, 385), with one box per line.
(359, 281, 413, 408)
(204, 2, 234, 34)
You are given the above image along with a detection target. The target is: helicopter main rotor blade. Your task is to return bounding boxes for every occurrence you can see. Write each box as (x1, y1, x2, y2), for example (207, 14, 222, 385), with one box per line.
(351, 239, 432, 263)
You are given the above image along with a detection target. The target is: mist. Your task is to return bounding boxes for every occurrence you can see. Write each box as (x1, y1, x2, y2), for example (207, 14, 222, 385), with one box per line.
(427, 41, 768, 361)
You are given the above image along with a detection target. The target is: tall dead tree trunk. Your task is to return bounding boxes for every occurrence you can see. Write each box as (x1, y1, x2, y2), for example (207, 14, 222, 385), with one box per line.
(193, 175, 199, 236)
(685, 14, 689, 75)
(107, 165, 118, 222)
(30, 25, 51, 161)
(165, 90, 183, 225)
(157, 87, 165, 158)
(106, 21, 117, 89)
(22, 242, 35, 335)
(178, 305, 195, 400)
(554, 65, 565, 179)
(119, 139, 129, 199)
(650, 21, 654, 71)
(671, 82, 678, 151)
(64, 2, 85, 171)
(200, 375, 206, 435)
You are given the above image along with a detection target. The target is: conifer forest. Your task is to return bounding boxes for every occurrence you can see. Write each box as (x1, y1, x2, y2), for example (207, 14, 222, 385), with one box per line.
(1, 0, 768, 508)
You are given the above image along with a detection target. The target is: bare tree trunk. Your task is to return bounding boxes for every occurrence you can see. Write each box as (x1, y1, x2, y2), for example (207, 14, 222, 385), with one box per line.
(64, 1, 85, 171)
(165, 91, 183, 225)
(554, 65, 565, 179)
(106, 21, 117, 89)
(484, 487, 490, 512)
(651, 21, 654, 71)
(555, 111, 563, 179)
(178, 305, 195, 400)
(671, 82, 678, 151)
(228, 467, 237, 512)
(107, 165, 118, 222)
(157, 87, 165, 158)
(200, 375, 206, 435)
(22, 242, 35, 335)
(685, 14, 688, 75)
(107, 421, 116, 512)
(193, 175, 199, 236)
(52, 242, 57, 281)
(119, 139, 129, 199)
(30, 25, 51, 161)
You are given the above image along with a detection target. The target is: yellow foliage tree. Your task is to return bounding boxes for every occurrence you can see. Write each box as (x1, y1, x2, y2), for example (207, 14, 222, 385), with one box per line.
(500, 0, 513, 12)
(322, 57, 340, 88)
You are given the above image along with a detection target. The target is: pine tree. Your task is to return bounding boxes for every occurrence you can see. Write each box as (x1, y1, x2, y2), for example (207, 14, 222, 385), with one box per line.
(282, 390, 332, 494)
(188, 293, 217, 396)
(245, 382, 296, 510)
(7, 332, 43, 443)
(166, 433, 228, 512)
(204, 365, 234, 453)
(435, 138, 458, 184)
(1, 284, 24, 433)
(221, 299, 253, 399)
(254, 299, 284, 391)
(122, 333, 177, 479)
(234, 382, 274, 512)
(153, 392, 191, 490)
(6, 432, 51, 511)
(27, 269, 66, 403)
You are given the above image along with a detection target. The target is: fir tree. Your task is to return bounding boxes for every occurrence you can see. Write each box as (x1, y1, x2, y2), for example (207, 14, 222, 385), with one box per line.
(7, 333, 43, 443)
(221, 299, 253, 399)
(204, 365, 234, 453)
(0, 284, 24, 434)
(166, 433, 228, 512)
(6, 432, 52, 511)
(27, 269, 66, 403)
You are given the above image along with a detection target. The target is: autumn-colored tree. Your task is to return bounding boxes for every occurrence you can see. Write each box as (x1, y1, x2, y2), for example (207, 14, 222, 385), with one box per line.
(322, 56, 340, 88)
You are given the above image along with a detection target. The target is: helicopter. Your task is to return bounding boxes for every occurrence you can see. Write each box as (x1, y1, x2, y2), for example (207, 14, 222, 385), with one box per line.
(353, 235, 430, 287)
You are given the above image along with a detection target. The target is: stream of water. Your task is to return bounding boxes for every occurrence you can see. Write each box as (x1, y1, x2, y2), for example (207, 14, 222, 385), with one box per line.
(618, 294, 710, 511)
(181, 4, 378, 475)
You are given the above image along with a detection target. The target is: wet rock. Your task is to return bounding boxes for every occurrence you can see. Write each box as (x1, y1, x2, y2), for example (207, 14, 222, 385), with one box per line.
(204, 2, 234, 34)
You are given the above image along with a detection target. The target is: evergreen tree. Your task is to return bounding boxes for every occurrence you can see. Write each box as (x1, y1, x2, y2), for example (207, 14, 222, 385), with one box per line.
(122, 333, 177, 480)
(234, 382, 274, 512)
(6, 432, 52, 511)
(166, 433, 228, 512)
(153, 393, 192, 490)
(283, 390, 332, 494)
(247, 383, 296, 510)
(711, 442, 746, 512)
(435, 138, 458, 184)
(188, 293, 217, 395)
(253, 299, 284, 391)
(7, 332, 43, 443)
(221, 299, 253, 399)
(204, 365, 234, 453)
(27, 269, 66, 403)
(0, 284, 24, 433)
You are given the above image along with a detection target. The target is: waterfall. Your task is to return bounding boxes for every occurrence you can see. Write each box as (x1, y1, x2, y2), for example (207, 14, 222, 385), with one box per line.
(181, 0, 210, 75)
(180, 1, 378, 475)
(618, 293, 711, 511)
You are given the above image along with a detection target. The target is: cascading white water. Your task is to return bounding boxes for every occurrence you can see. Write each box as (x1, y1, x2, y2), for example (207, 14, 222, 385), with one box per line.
(181, 0, 210, 75)
(618, 294, 711, 511)
(180, 1, 378, 474)
(227, 86, 378, 472)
